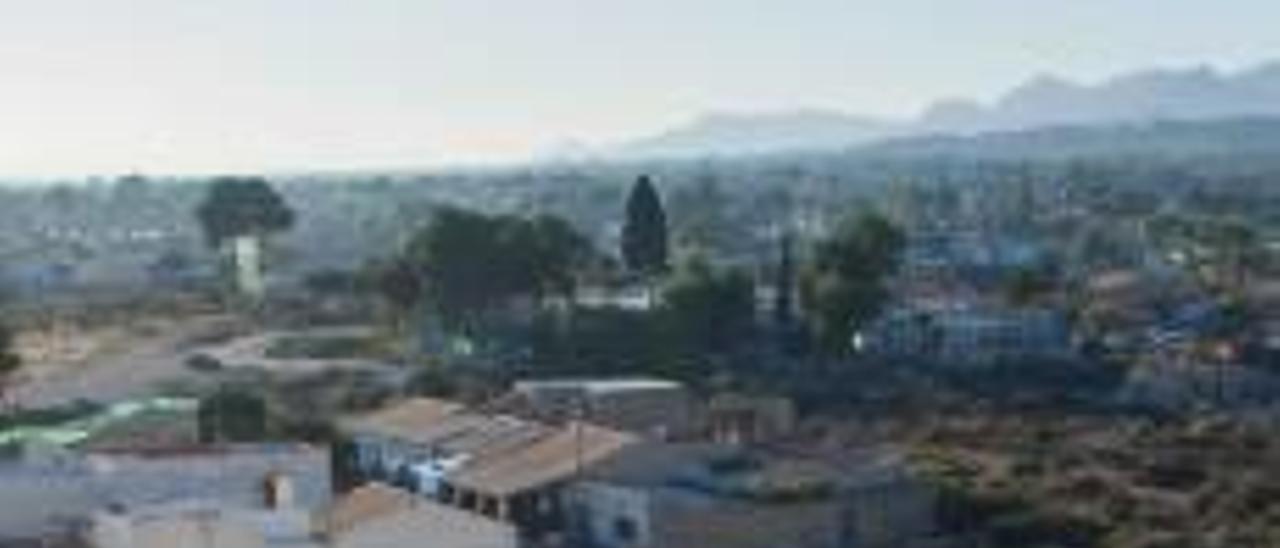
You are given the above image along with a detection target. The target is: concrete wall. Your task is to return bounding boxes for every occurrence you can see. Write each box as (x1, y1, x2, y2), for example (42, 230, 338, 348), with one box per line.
(576, 481, 654, 548)
(331, 504, 518, 548)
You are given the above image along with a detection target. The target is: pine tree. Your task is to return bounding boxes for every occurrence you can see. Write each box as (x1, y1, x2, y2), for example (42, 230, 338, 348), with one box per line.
(621, 175, 669, 277)
(774, 229, 796, 328)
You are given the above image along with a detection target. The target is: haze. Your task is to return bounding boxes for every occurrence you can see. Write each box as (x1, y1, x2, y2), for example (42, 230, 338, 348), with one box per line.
(1, 0, 1277, 176)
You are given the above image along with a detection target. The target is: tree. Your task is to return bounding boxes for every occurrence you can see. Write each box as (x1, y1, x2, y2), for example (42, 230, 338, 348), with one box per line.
(801, 210, 904, 354)
(621, 175, 669, 281)
(1004, 266, 1056, 307)
(368, 257, 425, 331)
(662, 256, 756, 354)
(774, 229, 797, 328)
(0, 324, 21, 408)
(1206, 218, 1258, 291)
(402, 207, 595, 336)
(523, 214, 597, 301)
(195, 177, 295, 248)
(197, 386, 267, 442)
(195, 177, 295, 298)
(404, 207, 506, 333)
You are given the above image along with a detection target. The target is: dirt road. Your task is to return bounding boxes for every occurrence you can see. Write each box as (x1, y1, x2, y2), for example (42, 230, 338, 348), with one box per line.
(11, 315, 236, 409)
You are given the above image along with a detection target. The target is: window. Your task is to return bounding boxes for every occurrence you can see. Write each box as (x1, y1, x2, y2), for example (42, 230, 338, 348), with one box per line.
(613, 516, 638, 543)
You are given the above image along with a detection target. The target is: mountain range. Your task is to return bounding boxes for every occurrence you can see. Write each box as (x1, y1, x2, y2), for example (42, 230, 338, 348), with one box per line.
(596, 61, 1280, 160)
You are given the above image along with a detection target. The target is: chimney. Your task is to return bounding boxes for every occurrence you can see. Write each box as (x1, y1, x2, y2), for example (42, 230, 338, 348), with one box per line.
(263, 472, 294, 510)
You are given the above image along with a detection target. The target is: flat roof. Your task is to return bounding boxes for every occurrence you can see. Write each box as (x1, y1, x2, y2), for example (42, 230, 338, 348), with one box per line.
(514, 378, 684, 395)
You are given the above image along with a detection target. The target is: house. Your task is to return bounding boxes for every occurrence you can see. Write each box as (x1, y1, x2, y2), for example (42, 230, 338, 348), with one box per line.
(859, 304, 1074, 366)
(90, 505, 267, 548)
(576, 285, 655, 311)
(339, 397, 637, 540)
(503, 378, 698, 439)
(84, 472, 519, 548)
(901, 230, 1046, 289)
(569, 443, 937, 548)
(705, 393, 796, 446)
(315, 483, 518, 548)
(87, 497, 310, 548)
(0, 443, 330, 545)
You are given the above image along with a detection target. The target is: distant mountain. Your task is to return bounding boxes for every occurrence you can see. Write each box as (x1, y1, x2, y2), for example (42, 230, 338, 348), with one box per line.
(601, 60, 1280, 160)
(862, 117, 1280, 161)
(921, 62, 1280, 134)
(611, 109, 904, 159)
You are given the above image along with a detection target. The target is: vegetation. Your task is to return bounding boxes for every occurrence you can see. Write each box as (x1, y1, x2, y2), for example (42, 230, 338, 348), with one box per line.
(621, 175, 670, 288)
(662, 256, 756, 354)
(0, 324, 20, 407)
(906, 414, 1280, 548)
(194, 176, 295, 248)
(396, 207, 595, 337)
(197, 386, 268, 442)
(262, 334, 381, 360)
(801, 210, 904, 353)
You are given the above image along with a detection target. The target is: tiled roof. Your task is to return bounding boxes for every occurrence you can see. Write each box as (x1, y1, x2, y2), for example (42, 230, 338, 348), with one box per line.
(340, 397, 465, 442)
(343, 398, 638, 498)
(317, 484, 516, 545)
(315, 483, 415, 538)
(450, 422, 637, 497)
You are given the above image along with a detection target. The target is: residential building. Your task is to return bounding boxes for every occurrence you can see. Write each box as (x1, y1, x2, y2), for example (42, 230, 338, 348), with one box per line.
(569, 443, 937, 548)
(705, 393, 796, 446)
(0, 444, 330, 545)
(505, 378, 698, 439)
(339, 397, 637, 540)
(859, 304, 1073, 366)
(315, 484, 517, 548)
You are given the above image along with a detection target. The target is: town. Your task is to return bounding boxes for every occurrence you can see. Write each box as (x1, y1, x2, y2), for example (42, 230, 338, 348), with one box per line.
(3, 2, 1280, 547)
(0, 139, 1278, 547)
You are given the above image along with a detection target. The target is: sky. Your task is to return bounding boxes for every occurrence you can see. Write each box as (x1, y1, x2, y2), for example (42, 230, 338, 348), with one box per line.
(0, 0, 1277, 177)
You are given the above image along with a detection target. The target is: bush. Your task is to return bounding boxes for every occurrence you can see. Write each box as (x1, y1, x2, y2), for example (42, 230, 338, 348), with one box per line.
(197, 388, 267, 442)
(185, 353, 224, 373)
(263, 335, 376, 360)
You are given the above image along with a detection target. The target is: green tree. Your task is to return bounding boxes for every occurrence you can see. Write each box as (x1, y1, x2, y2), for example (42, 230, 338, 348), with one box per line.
(1004, 266, 1056, 307)
(662, 256, 756, 354)
(523, 214, 597, 301)
(621, 175, 669, 284)
(368, 257, 424, 331)
(774, 229, 797, 328)
(195, 177, 295, 248)
(801, 210, 904, 354)
(1206, 218, 1258, 291)
(195, 177, 295, 298)
(402, 207, 595, 335)
(197, 387, 267, 442)
(405, 207, 510, 333)
(0, 324, 21, 408)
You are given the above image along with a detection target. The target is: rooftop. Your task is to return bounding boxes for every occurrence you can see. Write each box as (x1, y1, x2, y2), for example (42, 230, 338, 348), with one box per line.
(339, 397, 465, 443)
(316, 484, 516, 546)
(450, 422, 638, 497)
(514, 378, 685, 395)
(584, 443, 909, 503)
(343, 397, 639, 498)
(0, 444, 331, 541)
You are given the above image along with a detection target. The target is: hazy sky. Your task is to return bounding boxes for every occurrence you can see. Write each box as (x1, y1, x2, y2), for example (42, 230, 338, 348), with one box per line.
(0, 0, 1276, 176)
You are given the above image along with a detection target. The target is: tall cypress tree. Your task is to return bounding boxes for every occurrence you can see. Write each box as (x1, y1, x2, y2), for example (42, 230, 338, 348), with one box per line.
(621, 175, 669, 277)
(774, 229, 796, 328)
